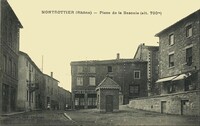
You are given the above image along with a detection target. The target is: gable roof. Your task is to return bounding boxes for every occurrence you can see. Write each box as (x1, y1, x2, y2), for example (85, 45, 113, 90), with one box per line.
(19, 51, 43, 74)
(96, 77, 120, 90)
(5, 0, 23, 28)
(133, 43, 159, 59)
(155, 9, 200, 37)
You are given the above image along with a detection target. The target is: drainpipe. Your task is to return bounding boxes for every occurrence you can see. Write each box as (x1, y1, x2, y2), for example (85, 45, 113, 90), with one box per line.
(0, 0, 2, 114)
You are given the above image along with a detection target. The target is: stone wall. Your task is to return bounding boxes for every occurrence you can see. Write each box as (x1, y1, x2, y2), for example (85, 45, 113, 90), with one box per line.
(129, 90, 200, 116)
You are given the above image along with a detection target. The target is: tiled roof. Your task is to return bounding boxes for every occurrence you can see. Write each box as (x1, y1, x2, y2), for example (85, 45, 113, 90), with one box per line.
(96, 77, 120, 90)
(71, 58, 147, 66)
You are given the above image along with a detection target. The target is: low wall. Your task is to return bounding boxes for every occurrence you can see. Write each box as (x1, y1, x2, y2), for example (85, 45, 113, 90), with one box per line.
(128, 90, 200, 116)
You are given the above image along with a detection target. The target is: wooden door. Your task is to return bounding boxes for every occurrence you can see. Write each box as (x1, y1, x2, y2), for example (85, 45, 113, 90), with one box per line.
(106, 95, 113, 112)
(181, 100, 189, 115)
(161, 101, 167, 114)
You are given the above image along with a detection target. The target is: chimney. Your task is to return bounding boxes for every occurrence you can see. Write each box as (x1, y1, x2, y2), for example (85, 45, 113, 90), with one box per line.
(116, 53, 120, 60)
(51, 72, 53, 77)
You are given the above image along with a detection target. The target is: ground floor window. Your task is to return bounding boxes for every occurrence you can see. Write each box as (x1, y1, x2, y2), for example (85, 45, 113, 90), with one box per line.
(74, 94, 85, 109)
(79, 98, 85, 106)
(88, 94, 97, 108)
(88, 98, 97, 106)
(75, 98, 84, 106)
(75, 98, 79, 106)
(184, 74, 197, 91)
(2, 84, 9, 112)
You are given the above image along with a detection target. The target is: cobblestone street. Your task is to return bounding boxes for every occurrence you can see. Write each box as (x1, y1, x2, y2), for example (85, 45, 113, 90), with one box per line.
(0, 105, 199, 126)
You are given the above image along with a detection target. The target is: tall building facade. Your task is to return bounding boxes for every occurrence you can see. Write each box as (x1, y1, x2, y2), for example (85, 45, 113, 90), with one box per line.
(17, 52, 44, 111)
(43, 73, 59, 110)
(17, 52, 71, 111)
(0, 0, 23, 114)
(156, 9, 200, 94)
(134, 43, 159, 96)
(71, 55, 147, 109)
(155, 9, 200, 115)
(58, 87, 72, 110)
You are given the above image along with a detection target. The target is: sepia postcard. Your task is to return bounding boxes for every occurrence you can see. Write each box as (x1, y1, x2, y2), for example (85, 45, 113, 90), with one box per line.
(0, 0, 200, 125)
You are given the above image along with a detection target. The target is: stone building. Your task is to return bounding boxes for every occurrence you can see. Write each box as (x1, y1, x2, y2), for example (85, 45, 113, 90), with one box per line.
(155, 9, 200, 115)
(134, 43, 159, 96)
(155, 10, 200, 95)
(96, 77, 120, 112)
(71, 54, 147, 109)
(58, 87, 72, 110)
(17, 52, 71, 111)
(17, 51, 44, 111)
(129, 9, 200, 116)
(0, 0, 23, 114)
(43, 73, 59, 110)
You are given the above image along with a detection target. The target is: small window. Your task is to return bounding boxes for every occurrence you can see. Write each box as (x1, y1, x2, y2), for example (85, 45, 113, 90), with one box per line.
(184, 78, 192, 91)
(31, 93, 34, 103)
(80, 98, 85, 106)
(168, 83, 176, 93)
(3, 55, 7, 72)
(77, 66, 83, 73)
(77, 77, 83, 86)
(182, 100, 189, 106)
(186, 47, 192, 66)
(169, 34, 174, 45)
(13, 63, 17, 78)
(89, 66, 96, 73)
(186, 25, 192, 37)
(169, 54, 174, 67)
(26, 60, 28, 67)
(108, 66, 112, 72)
(88, 97, 97, 106)
(134, 70, 140, 79)
(51, 88, 53, 95)
(29, 64, 31, 72)
(89, 77, 96, 86)
(47, 86, 50, 93)
(9, 58, 12, 75)
(75, 98, 79, 106)
(27, 90, 29, 101)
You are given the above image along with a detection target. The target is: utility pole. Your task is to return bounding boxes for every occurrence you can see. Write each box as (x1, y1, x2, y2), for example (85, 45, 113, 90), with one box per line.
(0, 0, 3, 114)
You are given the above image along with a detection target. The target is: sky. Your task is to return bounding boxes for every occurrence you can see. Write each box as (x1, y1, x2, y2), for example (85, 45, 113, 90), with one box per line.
(7, 0, 200, 91)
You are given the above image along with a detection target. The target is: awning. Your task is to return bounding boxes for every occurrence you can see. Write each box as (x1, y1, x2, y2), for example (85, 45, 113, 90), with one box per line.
(156, 76, 177, 83)
(172, 73, 191, 81)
